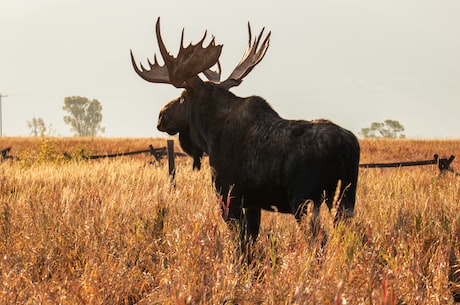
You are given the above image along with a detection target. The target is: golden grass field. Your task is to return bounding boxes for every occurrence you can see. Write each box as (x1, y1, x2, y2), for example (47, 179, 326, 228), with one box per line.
(1, 137, 460, 304)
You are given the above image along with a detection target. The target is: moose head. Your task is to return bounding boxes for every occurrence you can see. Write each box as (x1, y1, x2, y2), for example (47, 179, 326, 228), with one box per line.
(130, 17, 271, 137)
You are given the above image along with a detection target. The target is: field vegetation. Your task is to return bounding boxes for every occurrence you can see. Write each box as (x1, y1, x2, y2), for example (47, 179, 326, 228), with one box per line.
(1, 137, 460, 304)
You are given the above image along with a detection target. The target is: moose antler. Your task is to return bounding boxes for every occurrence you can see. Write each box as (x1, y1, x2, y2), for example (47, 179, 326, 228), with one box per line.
(131, 17, 223, 87)
(202, 61, 222, 83)
(220, 23, 271, 89)
(130, 52, 170, 84)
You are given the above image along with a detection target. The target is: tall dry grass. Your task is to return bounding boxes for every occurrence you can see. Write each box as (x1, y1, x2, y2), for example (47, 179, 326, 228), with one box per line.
(1, 137, 460, 304)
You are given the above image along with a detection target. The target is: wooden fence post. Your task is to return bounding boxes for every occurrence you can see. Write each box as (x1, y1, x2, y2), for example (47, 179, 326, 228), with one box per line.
(167, 140, 176, 186)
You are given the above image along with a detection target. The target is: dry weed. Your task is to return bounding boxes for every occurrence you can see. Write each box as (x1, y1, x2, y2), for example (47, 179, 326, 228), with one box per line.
(0, 138, 459, 304)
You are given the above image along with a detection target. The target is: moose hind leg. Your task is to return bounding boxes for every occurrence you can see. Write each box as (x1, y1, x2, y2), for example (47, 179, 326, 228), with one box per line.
(334, 196, 355, 223)
(334, 182, 357, 223)
(236, 208, 261, 263)
(289, 185, 323, 237)
(244, 208, 261, 244)
(240, 208, 261, 248)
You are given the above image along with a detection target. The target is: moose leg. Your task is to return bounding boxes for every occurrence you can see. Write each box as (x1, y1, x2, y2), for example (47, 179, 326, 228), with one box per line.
(334, 183, 356, 223)
(289, 180, 325, 238)
(238, 207, 261, 263)
(244, 208, 261, 244)
(215, 185, 250, 254)
(214, 179, 260, 259)
(334, 164, 359, 223)
(291, 198, 322, 236)
(213, 176, 233, 221)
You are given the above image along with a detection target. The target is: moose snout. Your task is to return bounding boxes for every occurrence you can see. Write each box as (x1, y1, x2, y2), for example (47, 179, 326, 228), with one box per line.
(157, 117, 179, 135)
(156, 117, 164, 132)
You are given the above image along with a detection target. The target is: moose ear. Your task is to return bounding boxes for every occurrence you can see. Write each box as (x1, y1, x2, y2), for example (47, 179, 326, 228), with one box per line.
(220, 79, 242, 89)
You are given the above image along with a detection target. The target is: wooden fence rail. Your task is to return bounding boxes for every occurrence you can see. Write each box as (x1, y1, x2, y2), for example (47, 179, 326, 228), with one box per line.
(1, 147, 12, 160)
(70, 145, 167, 161)
(1, 142, 458, 178)
(360, 154, 455, 172)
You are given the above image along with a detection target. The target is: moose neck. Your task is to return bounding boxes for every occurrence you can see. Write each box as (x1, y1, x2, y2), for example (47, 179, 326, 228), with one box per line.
(188, 82, 242, 149)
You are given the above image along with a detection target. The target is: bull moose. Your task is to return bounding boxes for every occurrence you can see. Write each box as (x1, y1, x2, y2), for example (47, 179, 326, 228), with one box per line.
(131, 18, 360, 246)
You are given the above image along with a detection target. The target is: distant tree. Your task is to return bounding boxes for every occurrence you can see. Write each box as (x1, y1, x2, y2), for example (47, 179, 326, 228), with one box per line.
(63, 96, 105, 136)
(360, 119, 405, 139)
(27, 117, 46, 136)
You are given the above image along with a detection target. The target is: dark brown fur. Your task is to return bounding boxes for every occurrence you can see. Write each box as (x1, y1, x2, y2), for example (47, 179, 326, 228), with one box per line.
(158, 81, 360, 243)
(157, 94, 205, 170)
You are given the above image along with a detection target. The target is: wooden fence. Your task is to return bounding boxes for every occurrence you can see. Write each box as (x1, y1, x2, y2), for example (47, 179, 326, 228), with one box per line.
(1, 141, 458, 180)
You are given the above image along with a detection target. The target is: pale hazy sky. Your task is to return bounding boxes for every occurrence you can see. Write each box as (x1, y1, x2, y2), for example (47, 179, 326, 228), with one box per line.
(1, 1, 460, 138)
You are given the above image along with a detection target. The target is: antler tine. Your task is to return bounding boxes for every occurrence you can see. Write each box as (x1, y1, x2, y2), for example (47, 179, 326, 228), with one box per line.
(253, 28, 271, 66)
(180, 29, 185, 49)
(241, 22, 254, 60)
(156, 17, 174, 66)
(222, 22, 271, 89)
(198, 30, 208, 47)
(181, 28, 210, 49)
(130, 49, 171, 84)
